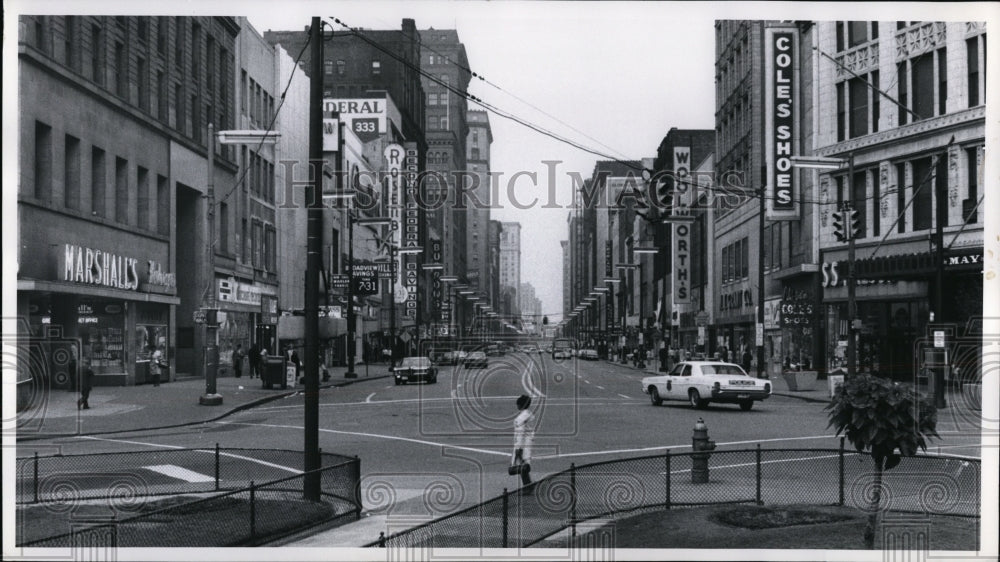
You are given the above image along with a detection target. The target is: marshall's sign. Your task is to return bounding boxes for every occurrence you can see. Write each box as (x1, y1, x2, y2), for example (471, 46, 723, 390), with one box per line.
(765, 26, 798, 221)
(63, 244, 139, 290)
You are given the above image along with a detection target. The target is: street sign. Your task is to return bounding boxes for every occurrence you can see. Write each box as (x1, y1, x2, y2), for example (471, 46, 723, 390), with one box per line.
(695, 311, 709, 327)
(193, 310, 207, 324)
(330, 274, 350, 289)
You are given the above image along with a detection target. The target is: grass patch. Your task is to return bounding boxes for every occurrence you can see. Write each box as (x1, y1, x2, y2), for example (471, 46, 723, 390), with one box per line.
(573, 504, 979, 550)
(17, 493, 340, 546)
(710, 505, 856, 529)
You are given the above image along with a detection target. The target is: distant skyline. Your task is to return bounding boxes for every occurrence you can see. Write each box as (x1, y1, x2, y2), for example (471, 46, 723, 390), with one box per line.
(5, 1, 996, 322)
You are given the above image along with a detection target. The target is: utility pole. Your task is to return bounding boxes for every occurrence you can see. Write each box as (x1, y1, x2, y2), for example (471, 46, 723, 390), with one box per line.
(756, 180, 766, 379)
(200, 123, 222, 406)
(846, 154, 857, 379)
(933, 153, 947, 408)
(303, 16, 323, 500)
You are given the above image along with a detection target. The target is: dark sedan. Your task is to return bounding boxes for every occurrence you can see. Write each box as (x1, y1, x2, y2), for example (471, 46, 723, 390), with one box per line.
(394, 356, 438, 385)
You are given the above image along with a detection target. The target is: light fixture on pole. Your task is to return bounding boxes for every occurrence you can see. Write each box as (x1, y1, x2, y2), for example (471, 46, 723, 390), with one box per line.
(632, 246, 659, 255)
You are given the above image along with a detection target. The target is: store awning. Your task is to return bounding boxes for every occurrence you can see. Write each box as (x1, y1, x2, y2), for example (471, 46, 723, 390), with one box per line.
(853, 249, 983, 280)
(18, 279, 181, 305)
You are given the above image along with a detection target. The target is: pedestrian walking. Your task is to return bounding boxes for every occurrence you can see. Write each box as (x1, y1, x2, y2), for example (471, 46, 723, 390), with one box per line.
(233, 344, 245, 378)
(248, 343, 260, 378)
(150, 345, 166, 387)
(77, 356, 94, 409)
(510, 394, 535, 490)
(742, 348, 753, 374)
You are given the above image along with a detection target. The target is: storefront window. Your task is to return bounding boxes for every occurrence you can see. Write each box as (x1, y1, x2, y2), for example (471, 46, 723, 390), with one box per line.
(78, 299, 125, 375)
(219, 311, 251, 368)
(135, 303, 169, 377)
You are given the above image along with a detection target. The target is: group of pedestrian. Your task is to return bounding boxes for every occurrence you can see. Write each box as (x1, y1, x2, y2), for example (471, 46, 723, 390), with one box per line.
(238, 343, 269, 378)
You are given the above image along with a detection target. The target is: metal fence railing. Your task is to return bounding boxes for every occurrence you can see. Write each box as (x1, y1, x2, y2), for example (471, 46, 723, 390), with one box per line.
(16, 448, 361, 547)
(373, 443, 981, 549)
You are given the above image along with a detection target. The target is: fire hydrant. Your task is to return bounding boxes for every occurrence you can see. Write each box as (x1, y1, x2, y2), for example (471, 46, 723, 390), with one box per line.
(691, 418, 716, 483)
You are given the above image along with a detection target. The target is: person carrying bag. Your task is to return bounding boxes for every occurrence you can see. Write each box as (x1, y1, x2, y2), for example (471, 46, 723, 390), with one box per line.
(510, 394, 535, 489)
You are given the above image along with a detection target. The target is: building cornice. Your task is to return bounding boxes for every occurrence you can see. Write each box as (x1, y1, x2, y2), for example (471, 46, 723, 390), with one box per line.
(815, 106, 985, 158)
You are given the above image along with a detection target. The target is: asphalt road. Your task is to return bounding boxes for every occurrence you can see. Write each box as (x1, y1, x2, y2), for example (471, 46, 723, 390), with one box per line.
(24, 353, 983, 521)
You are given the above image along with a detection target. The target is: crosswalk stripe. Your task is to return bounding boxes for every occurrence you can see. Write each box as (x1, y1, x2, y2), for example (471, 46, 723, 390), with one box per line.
(142, 464, 215, 483)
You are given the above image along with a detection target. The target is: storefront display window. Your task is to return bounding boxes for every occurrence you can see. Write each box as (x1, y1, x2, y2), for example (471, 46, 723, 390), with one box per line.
(219, 311, 251, 368)
(78, 299, 125, 375)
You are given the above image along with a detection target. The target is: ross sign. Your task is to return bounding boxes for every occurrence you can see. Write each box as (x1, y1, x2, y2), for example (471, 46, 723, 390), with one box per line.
(63, 244, 140, 291)
(403, 143, 420, 319)
(764, 27, 799, 220)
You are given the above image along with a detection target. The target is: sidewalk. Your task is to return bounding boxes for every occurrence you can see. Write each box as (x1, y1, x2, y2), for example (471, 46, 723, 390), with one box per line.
(15, 365, 391, 441)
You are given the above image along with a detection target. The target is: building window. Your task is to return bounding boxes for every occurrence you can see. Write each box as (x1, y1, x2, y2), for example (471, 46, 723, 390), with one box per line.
(852, 170, 867, 239)
(871, 70, 880, 132)
(64, 16, 76, 69)
(157, 16, 168, 54)
(137, 166, 149, 230)
(848, 21, 869, 48)
(34, 121, 52, 201)
(895, 162, 906, 233)
(911, 157, 933, 231)
(937, 47, 947, 116)
(206, 37, 215, 93)
(157, 174, 170, 235)
(115, 157, 129, 224)
(91, 24, 103, 85)
(137, 57, 148, 112)
(935, 154, 948, 228)
(471, 147, 480, 160)
(911, 54, 934, 120)
(440, 116, 448, 129)
(440, 90, 449, 104)
(324, 60, 333, 75)
(191, 22, 201, 80)
(174, 17, 184, 68)
(428, 93, 437, 105)
(191, 95, 200, 142)
(137, 18, 148, 43)
(967, 37, 981, 107)
(219, 201, 228, 253)
(965, 147, 981, 223)
(871, 168, 880, 237)
(265, 225, 276, 271)
(897, 62, 908, 126)
(34, 17, 47, 54)
(848, 77, 869, 138)
(336, 60, 345, 76)
(64, 134, 81, 210)
(371, 60, 381, 75)
(174, 83, 184, 132)
(114, 41, 126, 98)
(157, 71, 167, 121)
(836, 82, 846, 141)
(91, 146, 106, 217)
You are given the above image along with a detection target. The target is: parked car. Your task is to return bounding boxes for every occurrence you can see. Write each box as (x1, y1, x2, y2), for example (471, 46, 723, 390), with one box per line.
(464, 351, 488, 368)
(578, 349, 599, 360)
(553, 349, 573, 360)
(641, 361, 771, 410)
(394, 356, 438, 385)
(486, 345, 502, 357)
(440, 351, 468, 365)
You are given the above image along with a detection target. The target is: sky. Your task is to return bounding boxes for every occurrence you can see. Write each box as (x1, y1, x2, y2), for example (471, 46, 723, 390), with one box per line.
(5, 1, 996, 323)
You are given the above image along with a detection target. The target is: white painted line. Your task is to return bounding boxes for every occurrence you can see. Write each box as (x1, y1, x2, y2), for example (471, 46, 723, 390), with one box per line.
(365, 392, 376, 403)
(583, 380, 591, 385)
(618, 394, 630, 399)
(75, 435, 302, 474)
(77, 435, 184, 449)
(596, 385, 605, 390)
(533, 434, 839, 460)
(143, 464, 215, 483)
(218, 421, 510, 457)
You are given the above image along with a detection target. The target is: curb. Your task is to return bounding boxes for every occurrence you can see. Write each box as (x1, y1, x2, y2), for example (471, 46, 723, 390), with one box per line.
(16, 375, 392, 442)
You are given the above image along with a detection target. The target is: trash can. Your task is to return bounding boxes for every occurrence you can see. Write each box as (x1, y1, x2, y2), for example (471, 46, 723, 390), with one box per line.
(261, 355, 288, 390)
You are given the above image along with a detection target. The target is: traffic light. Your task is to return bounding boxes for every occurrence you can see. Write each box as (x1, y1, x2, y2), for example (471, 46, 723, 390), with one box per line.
(847, 208, 860, 239)
(831, 210, 849, 242)
(543, 316, 549, 325)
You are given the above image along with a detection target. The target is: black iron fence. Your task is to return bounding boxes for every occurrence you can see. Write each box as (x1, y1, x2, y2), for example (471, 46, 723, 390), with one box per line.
(16, 447, 361, 547)
(373, 443, 980, 549)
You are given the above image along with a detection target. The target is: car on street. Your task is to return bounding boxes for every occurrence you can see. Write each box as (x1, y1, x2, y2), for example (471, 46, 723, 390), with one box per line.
(641, 361, 771, 410)
(464, 351, 488, 368)
(552, 349, 572, 360)
(394, 356, 438, 385)
(486, 345, 502, 357)
(578, 349, 599, 360)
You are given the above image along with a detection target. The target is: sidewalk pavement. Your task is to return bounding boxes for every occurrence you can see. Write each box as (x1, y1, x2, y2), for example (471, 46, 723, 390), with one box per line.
(16, 363, 392, 441)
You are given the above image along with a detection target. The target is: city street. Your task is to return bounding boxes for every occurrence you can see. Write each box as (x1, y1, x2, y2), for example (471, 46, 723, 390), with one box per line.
(21, 353, 983, 525)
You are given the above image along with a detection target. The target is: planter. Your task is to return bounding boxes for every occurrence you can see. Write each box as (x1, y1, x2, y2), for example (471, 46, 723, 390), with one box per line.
(782, 370, 818, 392)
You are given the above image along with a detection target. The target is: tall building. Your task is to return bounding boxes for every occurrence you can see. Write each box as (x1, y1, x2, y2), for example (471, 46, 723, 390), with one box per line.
(17, 16, 240, 388)
(466, 110, 493, 305)
(499, 222, 522, 319)
(811, 21, 985, 382)
(561, 240, 571, 322)
(487, 220, 503, 318)
(420, 29, 472, 331)
(713, 21, 820, 375)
